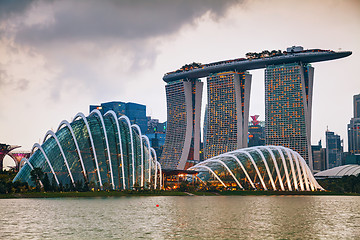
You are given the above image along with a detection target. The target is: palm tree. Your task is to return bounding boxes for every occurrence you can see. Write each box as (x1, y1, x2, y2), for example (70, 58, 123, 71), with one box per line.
(30, 167, 44, 191)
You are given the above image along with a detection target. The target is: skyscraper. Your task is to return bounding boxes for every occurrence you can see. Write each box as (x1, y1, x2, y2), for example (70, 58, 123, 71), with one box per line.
(160, 79, 203, 170)
(204, 71, 251, 159)
(265, 62, 314, 170)
(311, 140, 326, 172)
(326, 130, 343, 169)
(248, 116, 265, 147)
(354, 94, 360, 118)
(348, 93, 360, 155)
(89, 101, 147, 133)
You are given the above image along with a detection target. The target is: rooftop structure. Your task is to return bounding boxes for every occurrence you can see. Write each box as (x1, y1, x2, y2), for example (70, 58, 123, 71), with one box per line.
(163, 48, 351, 82)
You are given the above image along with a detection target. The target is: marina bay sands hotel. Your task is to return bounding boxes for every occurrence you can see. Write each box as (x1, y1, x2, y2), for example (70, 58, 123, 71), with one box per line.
(160, 46, 351, 171)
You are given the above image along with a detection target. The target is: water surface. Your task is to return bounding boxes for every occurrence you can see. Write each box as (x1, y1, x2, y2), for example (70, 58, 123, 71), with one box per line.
(1, 196, 359, 239)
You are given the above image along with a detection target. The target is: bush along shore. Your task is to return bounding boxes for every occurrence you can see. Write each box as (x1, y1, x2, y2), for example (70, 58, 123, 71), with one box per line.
(1, 169, 360, 199)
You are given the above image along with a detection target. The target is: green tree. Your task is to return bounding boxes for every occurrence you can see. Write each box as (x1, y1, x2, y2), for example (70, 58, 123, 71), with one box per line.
(42, 173, 52, 192)
(30, 167, 44, 191)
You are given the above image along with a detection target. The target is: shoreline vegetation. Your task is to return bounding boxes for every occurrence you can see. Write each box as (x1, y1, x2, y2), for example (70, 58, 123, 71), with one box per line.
(1, 190, 359, 199)
(2, 169, 360, 199)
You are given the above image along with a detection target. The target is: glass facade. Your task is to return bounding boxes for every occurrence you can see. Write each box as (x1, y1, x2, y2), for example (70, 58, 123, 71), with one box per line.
(265, 63, 313, 170)
(90, 101, 148, 134)
(190, 146, 323, 191)
(160, 79, 203, 170)
(204, 71, 252, 159)
(348, 118, 360, 155)
(348, 94, 360, 155)
(13, 111, 162, 190)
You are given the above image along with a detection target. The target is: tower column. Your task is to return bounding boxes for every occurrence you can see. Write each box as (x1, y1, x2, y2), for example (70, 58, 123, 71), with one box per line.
(160, 79, 203, 170)
(265, 63, 313, 171)
(204, 71, 252, 160)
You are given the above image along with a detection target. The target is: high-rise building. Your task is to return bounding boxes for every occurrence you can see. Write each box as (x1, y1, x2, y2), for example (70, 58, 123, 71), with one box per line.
(311, 140, 326, 172)
(125, 102, 147, 134)
(90, 101, 147, 133)
(203, 71, 251, 159)
(90, 101, 126, 117)
(354, 94, 360, 118)
(160, 79, 203, 170)
(325, 130, 343, 169)
(248, 116, 265, 147)
(146, 117, 167, 158)
(348, 118, 360, 155)
(348, 94, 360, 155)
(265, 62, 314, 170)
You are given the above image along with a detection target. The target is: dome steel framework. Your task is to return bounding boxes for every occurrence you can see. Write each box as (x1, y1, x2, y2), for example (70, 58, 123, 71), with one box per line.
(314, 164, 360, 178)
(189, 146, 323, 191)
(13, 110, 162, 190)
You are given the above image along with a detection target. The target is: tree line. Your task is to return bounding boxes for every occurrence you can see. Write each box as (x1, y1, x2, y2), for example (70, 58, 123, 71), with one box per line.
(0, 168, 92, 194)
(317, 174, 360, 193)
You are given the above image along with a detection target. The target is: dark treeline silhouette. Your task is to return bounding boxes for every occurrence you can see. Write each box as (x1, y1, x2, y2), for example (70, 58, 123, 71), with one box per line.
(0, 168, 90, 194)
(318, 174, 360, 193)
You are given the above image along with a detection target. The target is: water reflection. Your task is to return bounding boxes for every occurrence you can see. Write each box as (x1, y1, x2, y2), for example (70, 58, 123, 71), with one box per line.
(0, 196, 359, 239)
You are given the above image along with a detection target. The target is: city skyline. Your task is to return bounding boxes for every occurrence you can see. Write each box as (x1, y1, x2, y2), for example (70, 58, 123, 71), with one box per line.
(0, 0, 359, 155)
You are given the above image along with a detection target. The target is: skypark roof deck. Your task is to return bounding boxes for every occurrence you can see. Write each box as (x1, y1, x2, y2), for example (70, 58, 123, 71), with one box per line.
(163, 48, 352, 82)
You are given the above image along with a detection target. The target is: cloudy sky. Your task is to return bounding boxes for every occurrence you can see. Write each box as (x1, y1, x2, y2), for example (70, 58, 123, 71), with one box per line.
(1, 0, 359, 159)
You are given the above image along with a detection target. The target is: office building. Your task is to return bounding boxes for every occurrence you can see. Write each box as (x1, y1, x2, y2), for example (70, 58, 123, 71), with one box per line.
(348, 94, 360, 155)
(265, 62, 314, 170)
(348, 118, 360, 155)
(248, 115, 265, 147)
(146, 117, 167, 158)
(204, 71, 251, 159)
(160, 79, 203, 170)
(354, 94, 360, 118)
(90, 101, 147, 134)
(326, 130, 343, 169)
(311, 140, 326, 172)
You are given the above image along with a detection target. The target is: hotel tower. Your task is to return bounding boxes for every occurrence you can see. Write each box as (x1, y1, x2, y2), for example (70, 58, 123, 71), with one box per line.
(204, 71, 252, 159)
(160, 79, 203, 169)
(265, 62, 314, 170)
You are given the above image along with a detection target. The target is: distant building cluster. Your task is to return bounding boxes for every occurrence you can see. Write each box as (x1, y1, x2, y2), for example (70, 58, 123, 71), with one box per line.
(90, 101, 166, 158)
(311, 93, 360, 173)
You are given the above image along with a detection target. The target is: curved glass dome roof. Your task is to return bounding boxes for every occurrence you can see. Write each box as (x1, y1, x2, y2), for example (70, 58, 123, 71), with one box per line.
(13, 110, 162, 190)
(314, 164, 360, 178)
(189, 146, 323, 191)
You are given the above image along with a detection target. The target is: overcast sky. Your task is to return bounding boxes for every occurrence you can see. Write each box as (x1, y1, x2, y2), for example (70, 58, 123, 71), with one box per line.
(1, 0, 359, 160)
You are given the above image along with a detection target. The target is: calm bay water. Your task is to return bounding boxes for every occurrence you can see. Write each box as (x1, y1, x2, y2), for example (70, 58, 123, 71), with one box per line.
(0, 196, 359, 239)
